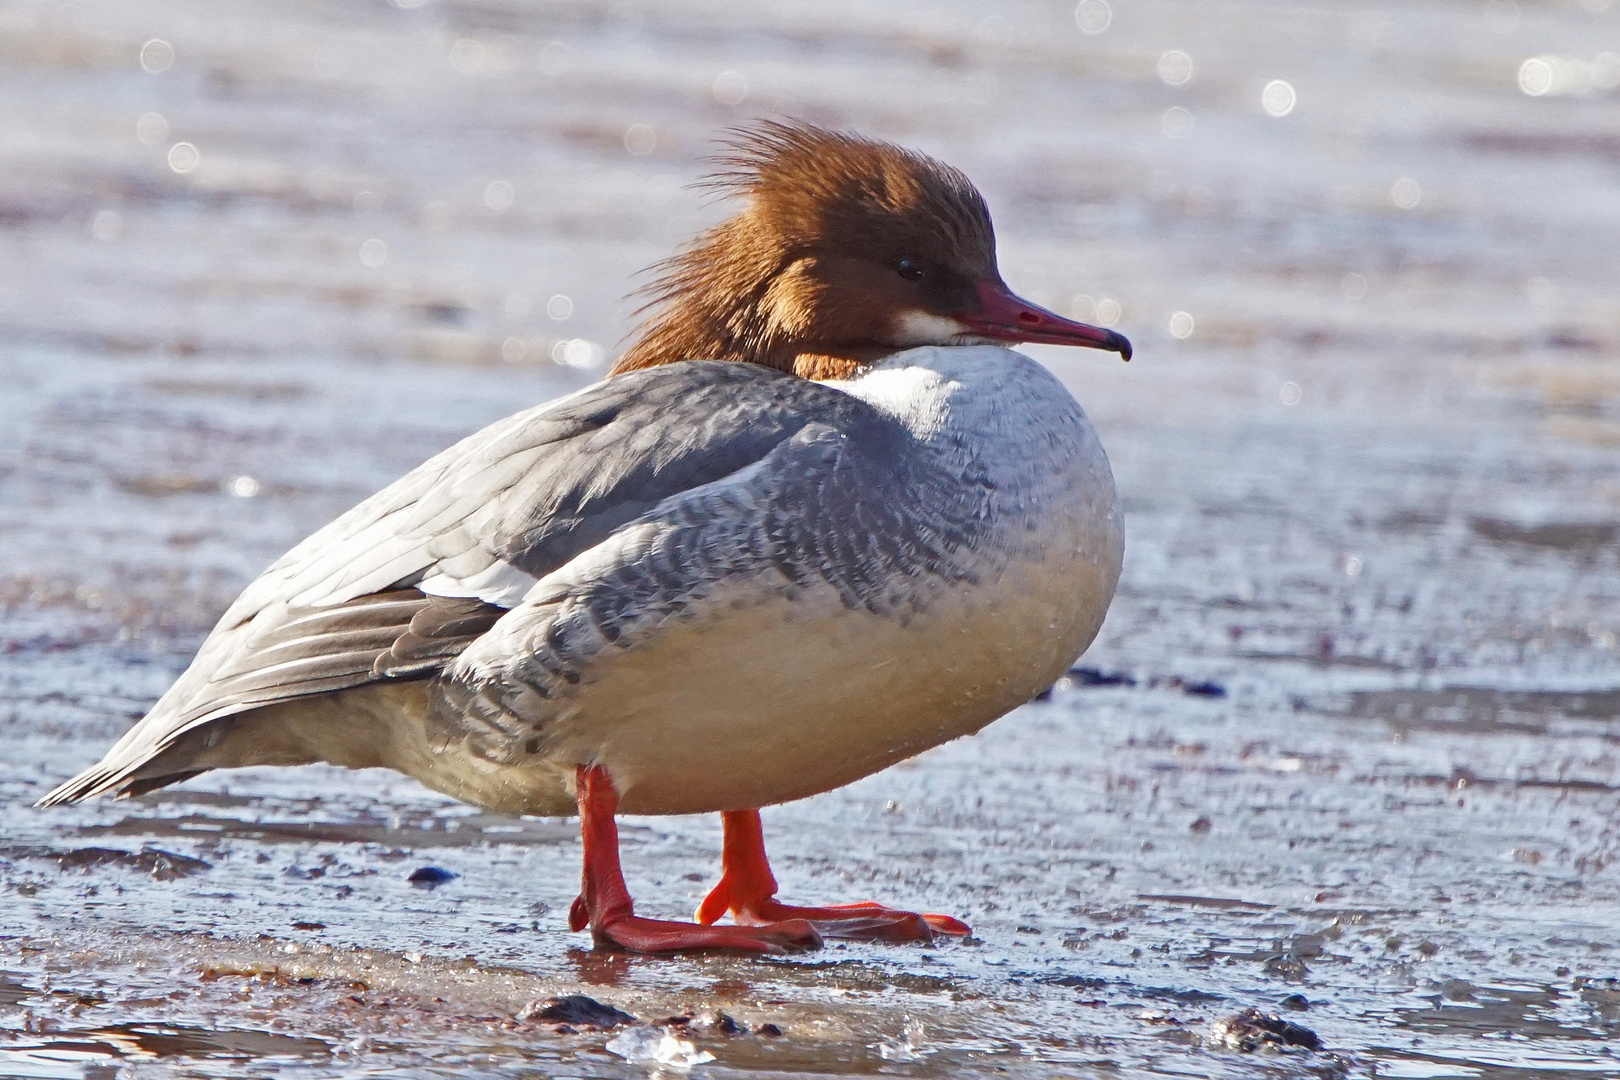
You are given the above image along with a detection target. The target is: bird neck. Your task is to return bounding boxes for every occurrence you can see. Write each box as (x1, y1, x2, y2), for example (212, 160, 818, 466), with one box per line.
(609, 215, 885, 381)
(612, 302, 885, 381)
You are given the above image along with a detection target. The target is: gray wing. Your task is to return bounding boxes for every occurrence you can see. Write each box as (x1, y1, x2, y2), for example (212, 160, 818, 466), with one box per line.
(429, 414, 996, 768)
(41, 362, 907, 804)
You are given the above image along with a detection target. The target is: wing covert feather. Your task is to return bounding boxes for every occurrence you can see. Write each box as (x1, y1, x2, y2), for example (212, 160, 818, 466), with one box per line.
(42, 362, 903, 802)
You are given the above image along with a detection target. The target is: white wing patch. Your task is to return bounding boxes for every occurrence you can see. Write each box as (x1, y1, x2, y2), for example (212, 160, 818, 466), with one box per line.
(418, 559, 539, 608)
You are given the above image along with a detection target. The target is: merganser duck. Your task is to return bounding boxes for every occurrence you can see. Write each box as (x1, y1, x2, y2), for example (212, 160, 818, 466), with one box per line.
(40, 122, 1129, 955)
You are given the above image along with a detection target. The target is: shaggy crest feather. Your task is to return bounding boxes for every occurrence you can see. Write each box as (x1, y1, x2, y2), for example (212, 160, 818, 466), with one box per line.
(612, 121, 998, 379)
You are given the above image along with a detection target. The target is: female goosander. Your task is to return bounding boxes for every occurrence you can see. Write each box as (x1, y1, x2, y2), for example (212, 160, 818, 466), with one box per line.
(41, 123, 1129, 955)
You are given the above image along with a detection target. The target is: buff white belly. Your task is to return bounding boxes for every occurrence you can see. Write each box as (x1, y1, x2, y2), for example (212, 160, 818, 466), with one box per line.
(548, 546, 1117, 815)
(219, 535, 1117, 818)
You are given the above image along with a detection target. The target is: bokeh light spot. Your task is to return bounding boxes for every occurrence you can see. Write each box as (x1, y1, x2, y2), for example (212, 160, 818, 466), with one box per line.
(449, 39, 484, 75)
(1519, 58, 1553, 95)
(552, 339, 603, 368)
(1261, 79, 1296, 117)
(135, 112, 168, 145)
(1342, 273, 1368, 301)
(711, 70, 747, 105)
(229, 476, 261, 498)
(1069, 295, 1096, 320)
(1280, 381, 1302, 406)
(1168, 311, 1195, 339)
(1391, 176, 1422, 210)
(547, 294, 574, 321)
(484, 180, 514, 211)
(624, 124, 656, 155)
(1158, 50, 1193, 86)
(1074, 0, 1111, 35)
(1519, 54, 1620, 96)
(91, 210, 123, 241)
(1161, 106, 1195, 139)
(140, 39, 174, 74)
(359, 238, 388, 267)
(1095, 298, 1122, 327)
(500, 337, 526, 363)
(167, 142, 199, 174)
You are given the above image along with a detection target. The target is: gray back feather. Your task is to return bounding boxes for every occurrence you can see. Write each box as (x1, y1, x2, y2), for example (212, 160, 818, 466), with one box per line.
(42, 362, 954, 802)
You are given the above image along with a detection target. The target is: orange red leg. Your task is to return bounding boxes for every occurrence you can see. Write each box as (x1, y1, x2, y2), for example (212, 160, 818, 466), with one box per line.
(568, 766, 821, 955)
(695, 808, 971, 943)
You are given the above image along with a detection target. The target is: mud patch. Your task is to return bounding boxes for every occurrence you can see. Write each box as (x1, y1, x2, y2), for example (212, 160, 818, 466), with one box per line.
(1470, 517, 1619, 556)
(5, 1023, 330, 1063)
(1, 846, 210, 881)
(1340, 686, 1620, 737)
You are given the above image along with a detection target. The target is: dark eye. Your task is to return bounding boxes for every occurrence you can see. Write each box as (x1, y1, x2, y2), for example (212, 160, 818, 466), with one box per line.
(895, 258, 925, 282)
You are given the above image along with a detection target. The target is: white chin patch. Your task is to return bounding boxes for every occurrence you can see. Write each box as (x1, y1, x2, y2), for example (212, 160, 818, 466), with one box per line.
(890, 311, 969, 346)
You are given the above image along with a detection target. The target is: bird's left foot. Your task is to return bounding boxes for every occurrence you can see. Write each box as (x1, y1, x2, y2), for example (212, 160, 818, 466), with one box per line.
(699, 888, 969, 943)
(573, 896, 823, 954)
(697, 806, 971, 944)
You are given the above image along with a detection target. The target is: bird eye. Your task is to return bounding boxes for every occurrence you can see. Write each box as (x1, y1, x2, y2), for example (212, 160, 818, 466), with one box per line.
(895, 259, 925, 282)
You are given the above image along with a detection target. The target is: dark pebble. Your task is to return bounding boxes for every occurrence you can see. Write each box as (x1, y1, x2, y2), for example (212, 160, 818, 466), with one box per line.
(407, 866, 458, 888)
(1279, 993, 1309, 1011)
(1182, 680, 1227, 698)
(47, 846, 211, 881)
(757, 1023, 784, 1037)
(291, 921, 325, 931)
(518, 994, 636, 1029)
(1264, 952, 1310, 979)
(1211, 1008, 1322, 1052)
(1067, 666, 1137, 688)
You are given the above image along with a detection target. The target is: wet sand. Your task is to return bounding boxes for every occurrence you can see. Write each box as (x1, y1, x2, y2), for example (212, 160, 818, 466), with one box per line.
(2, 0, 1618, 1076)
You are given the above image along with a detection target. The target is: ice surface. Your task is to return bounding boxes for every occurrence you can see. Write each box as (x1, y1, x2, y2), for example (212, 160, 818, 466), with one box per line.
(606, 1026, 716, 1068)
(0, 0, 1617, 1077)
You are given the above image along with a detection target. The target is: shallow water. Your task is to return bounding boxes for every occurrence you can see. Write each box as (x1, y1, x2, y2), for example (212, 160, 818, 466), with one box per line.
(2, 0, 1618, 1077)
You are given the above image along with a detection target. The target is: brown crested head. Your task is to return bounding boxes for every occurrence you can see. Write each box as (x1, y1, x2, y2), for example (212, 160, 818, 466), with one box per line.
(611, 121, 1130, 380)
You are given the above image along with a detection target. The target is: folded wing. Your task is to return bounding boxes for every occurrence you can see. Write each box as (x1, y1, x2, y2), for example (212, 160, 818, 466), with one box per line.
(40, 362, 906, 804)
